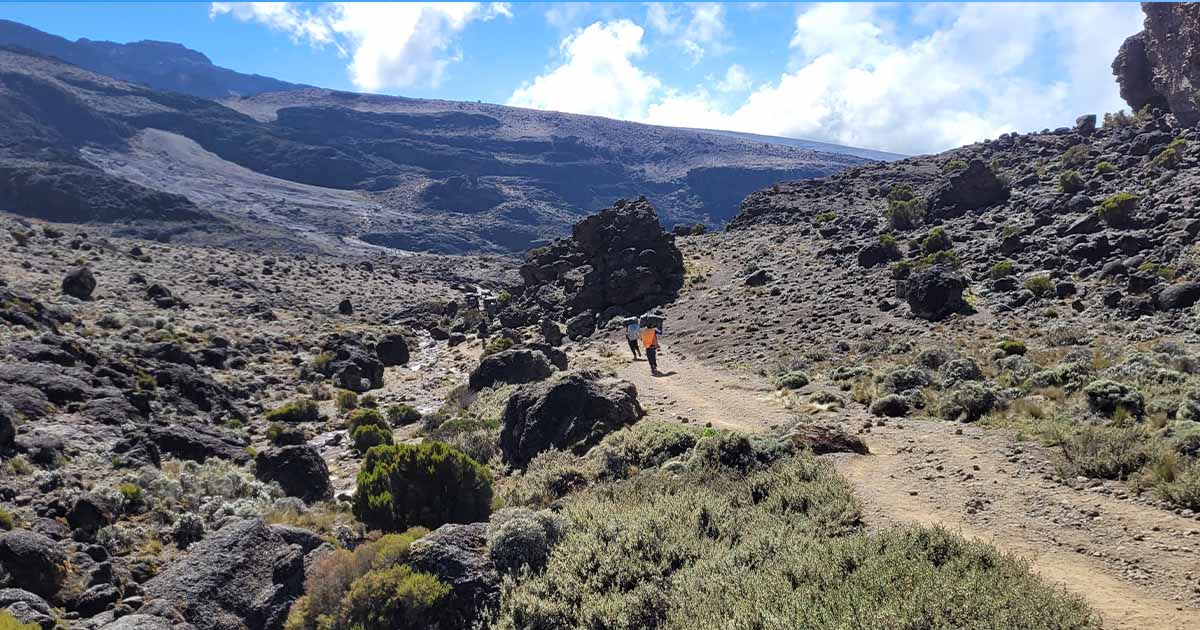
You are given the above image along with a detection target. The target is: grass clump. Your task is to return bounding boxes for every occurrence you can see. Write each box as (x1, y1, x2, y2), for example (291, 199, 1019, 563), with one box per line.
(921, 226, 952, 254)
(1137, 261, 1176, 281)
(0, 506, 13, 531)
(774, 370, 810, 390)
(335, 390, 359, 414)
(1061, 143, 1090, 167)
(1095, 161, 1116, 174)
(482, 336, 514, 357)
(353, 441, 492, 532)
(265, 399, 321, 423)
(1058, 170, 1085, 193)
(990, 259, 1016, 280)
(943, 159, 968, 172)
(1024, 274, 1055, 298)
(494, 454, 1098, 630)
(0, 611, 39, 630)
(1054, 424, 1153, 481)
(1096, 193, 1138, 227)
(885, 185, 926, 230)
(386, 404, 422, 426)
(996, 339, 1027, 356)
(1152, 138, 1187, 169)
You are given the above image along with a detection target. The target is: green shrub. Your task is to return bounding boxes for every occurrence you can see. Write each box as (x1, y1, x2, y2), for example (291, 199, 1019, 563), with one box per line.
(1096, 193, 1138, 227)
(496, 449, 588, 508)
(482, 336, 514, 357)
(1137, 261, 1176, 281)
(1158, 462, 1200, 510)
(335, 390, 359, 414)
(921, 226, 951, 254)
(386, 404, 422, 426)
(1095, 161, 1116, 174)
(1082, 379, 1145, 418)
(877, 233, 901, 259)
(1152, 138, 1187, 169)
(1024, 275, 1055, 298)
(118, 483, 143, 508)
(813, 211, 837, 225)
(917, 250, 960, 269)
(348, 408, 389, 434)
(495, 456, 1095, 630)
(1058, 170, 1085, 193)
(359, 395, 379, 409)
(0, 507, 13, 531)
(0, 611, 39, 630)
(265, 399, 321, 423)
(353, 425, 394, 454)
(602, 422, 702, 469)
(1055, 424, 1152, 481)
(774, 370, 810, 390)
(353, 442, 492, 532)
(996, 339, 1027, 356)
(990, 260, 1016, 279)
(489, 508, 565, 574)
(340, 565, 449, 630)
(311, 352, 334, 373)
(1061, 143, 1089, 166)
(891, 259, 915, 280)
(886, 197, 927, 231)
(942, 159, 967, 172)
(1103, 110, 1132, 128)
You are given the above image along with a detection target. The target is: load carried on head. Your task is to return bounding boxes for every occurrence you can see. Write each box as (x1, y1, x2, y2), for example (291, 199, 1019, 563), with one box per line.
(639, 313, 665, 330)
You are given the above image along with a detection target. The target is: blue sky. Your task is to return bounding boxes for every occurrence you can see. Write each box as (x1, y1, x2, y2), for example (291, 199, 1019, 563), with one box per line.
(0, 2, 1145, 155)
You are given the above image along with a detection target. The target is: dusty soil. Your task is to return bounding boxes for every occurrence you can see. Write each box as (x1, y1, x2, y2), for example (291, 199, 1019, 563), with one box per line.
(586, 333, 1200, 630)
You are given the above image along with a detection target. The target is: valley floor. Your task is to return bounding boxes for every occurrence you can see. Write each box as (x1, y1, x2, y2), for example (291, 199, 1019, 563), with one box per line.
(585, 336, 1200, 630)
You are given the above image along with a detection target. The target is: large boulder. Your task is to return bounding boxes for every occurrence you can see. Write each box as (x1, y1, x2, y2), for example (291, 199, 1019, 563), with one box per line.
(149, 424, 250, 464)
(142, 518, 305, 630)
(1113, 4, 1200, 125)
(315, 336, 383, 393)
(374, 333, 410, 367)
(1157, 282, 1200, 310)
(407, 522, 498, 628)
(61, 266, 96, 300)
(0, 530, 66, 600)
(468, 349, 555, 391)
(513, 197, 684, 321)
(899, 265, 968, 321)
(253, 446, 332, 504)
(928, 159, 1009, 219)
(0, 401, 16, 448)
(500, 370, 643, 468)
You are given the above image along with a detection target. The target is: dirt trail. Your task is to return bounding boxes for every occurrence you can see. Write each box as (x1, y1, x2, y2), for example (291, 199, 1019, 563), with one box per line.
(591, 340, 1200, 630)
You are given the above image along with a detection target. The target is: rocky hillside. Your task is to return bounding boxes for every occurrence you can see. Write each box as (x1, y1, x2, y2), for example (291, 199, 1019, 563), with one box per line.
(0, 32, 878, 255)
(0, 19, 305, 98)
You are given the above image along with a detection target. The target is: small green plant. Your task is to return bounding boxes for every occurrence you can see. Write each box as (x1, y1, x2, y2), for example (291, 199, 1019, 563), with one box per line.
(1024, 275, 1055, 298)
(336, 390, 360, 414)
(496, 290, 512, 304)
(482, 336, 514, 357)
(224, 418, 244, 431)
(774, 371, 810, 390)
(265, 399, 321, 423)
(348, 408, 389, 435)
(0, 610, 39, 630)
(921, 227, 951, 255)
(891, 259, 915, 280)
(311, 352, 335, 372)
(386, 404, 422, 426)
(886, 196, 926, 231)
(1138, 261, 1176, 281)
(1095, 161, 1116, 174)
(814, 211, 837, 225)
(1153, 138, 1187, 168)
(1061, 144, 1089, 166)
(917, 250, 960, 269)
(353, 442, 492, 532)
(352, 424, 394, 454)
(996, 340, 1027, 356)
(118, 482, 143, 508)
(1058, 170, 1085, 193)
(942, 159, 967, 172)
(990, 260, 1015, 280)
(1103, 110, 1132, 128)
(1096, 193, 1138, 227)
(0, 506, 13, 530)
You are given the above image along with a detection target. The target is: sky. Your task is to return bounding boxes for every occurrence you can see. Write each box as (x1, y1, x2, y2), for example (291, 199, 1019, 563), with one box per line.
(0, 2, 1145, 155)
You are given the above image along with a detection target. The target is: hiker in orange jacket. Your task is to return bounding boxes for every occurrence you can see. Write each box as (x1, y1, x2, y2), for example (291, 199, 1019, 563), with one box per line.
(641, 323, 661, 374)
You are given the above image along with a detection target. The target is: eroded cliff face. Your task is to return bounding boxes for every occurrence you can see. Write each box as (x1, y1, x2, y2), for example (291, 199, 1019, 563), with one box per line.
(1114, 3, 1200, 126)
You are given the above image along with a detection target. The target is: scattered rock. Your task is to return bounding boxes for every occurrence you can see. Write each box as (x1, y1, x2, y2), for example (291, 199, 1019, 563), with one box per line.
(253, 446, 332, 504)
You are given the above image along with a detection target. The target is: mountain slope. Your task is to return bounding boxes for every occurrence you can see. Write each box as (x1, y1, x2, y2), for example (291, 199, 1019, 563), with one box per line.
(0, 19, 305, 98)
(0, 46, 874, 253)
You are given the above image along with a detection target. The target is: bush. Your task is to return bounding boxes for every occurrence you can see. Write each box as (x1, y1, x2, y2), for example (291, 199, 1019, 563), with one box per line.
(602, 422, 702, 469)
(1096, 193, 1138, 227)
(348, 408, 389, 434)
(1061, 143, 1089, 166)
(921, 226, 952, 254)
(340, 565, 450, 630)
(497, 449, 588, 508)
(118, 482, 143, 509)
(489, 508, 565, 574)
(267, 398, 321, 422)
(938, 382, 997, 422)
(335, 390, 359, 414)
(1024, 275, 1055, 298)
(386, 404, 422, 426)
(774, 370, 810, 390)
(877, 233, 901, 259)
(990, 260, 1016, 279)
(353, 425, 394, 454)
(1083, 379, 1145, 418)
(494, 457, 1095, 630)
(0, 611, 39, 630)
(1095, 161, 1116, 174)
(353, 442, 492, 532)
(1152, 138, 1187, 169)
(0, 507, 13, 531)
(1058, 170, 1085, 193)
(482, 336, 514, 357)
(886, 197, 926, 231)
(1159, 463, 1200, 510)
(1055, 424, 1152, 480)
(1137, 261, 1176, 281)
(943, 159, 967, 172)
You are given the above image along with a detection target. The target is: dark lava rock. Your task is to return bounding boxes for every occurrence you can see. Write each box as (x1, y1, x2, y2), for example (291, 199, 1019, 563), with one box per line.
(337, 298, 353, 315)
(782, 424, 869, 455)
(744, 268, 773, 286)
(540, 319, 564, 347)
(67, 493, 116, 537)
(928, 159, 1009, 219)
(1114, 3, 1200, 125)
(512, 197, 684, 321)
(143, 518, 305, 630)
(315, 337, 383, 393)
(149, 424, 250, 464)
(1157, 282, 1200, 310)
(564, 312, 596, 340)
(61, 266, 96, 300)
(99, 614, 194, 630)
(73, 583, 120, 616)
(374, 333, 410, 367)
(0, 362, 92, 405)
(0, 401, 16, 447)
(469, 349, 555, 391)
(253, 446, 332, 504)
(407, 522, 498, 628)
(899, 264, 968, 321)
(0, 530, 66, 599)
(857, 241, 900, 268)
(500, 370, 643, 468)
(0, 588, 54, 629)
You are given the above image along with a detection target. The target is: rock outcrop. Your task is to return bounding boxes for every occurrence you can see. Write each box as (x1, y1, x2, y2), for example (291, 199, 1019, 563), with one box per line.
(1114, 3, 1200, 125)
(253, 445, 332, 504)
(507, 197, 685, 326)
(500, 370, 643, 468)
(0, 530, 66, 600)
(468, 348, 556, 391)
(900, 265, 968, 321)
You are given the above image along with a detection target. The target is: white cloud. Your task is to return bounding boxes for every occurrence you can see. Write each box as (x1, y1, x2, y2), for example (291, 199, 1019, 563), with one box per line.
(210, 2, 511, 91)
(511, 3, 1144, 155)
(508, 20, 662, 120)
(645, 3, 729, 64)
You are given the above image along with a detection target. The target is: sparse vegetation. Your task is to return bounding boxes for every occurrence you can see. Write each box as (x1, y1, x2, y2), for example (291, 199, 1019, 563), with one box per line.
(1058, 170, 1085, 193)
(943, 158, 967, 172)
(386, 404, 422, 426)
(1096, 192, 1138, 227)
(885, 185, 926, 230)
(921, 226, 951, 254)
(336, 390, 359, 414)
(265, 399, 321, 423)
(1061, 144, 1089, 167)
(1024, 274, 1055, 298)
(1095, 161, 1116, 174)
(990, 260, 1016, 279)
(1152, 138, 1187, 169)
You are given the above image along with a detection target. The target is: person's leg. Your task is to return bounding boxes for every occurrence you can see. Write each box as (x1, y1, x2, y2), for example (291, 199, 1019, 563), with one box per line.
(628, 338, 639, 358)
(646, 347, 657, 372)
